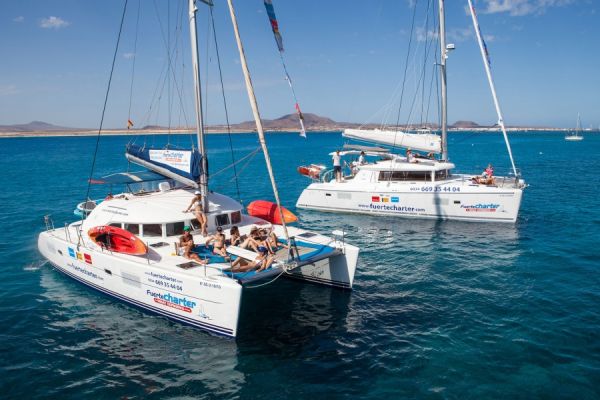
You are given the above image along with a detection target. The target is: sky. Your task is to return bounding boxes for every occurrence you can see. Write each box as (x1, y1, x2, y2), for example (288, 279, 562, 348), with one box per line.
(0, 0, 598, 129)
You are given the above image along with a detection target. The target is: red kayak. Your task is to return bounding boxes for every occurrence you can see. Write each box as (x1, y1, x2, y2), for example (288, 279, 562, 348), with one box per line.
(88, 226, 147, 255)
(297, 164, 325, 180)
(247, 200, 298, 225)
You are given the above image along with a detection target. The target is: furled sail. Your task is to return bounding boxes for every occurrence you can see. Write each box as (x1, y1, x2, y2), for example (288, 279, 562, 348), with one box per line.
(125, 144, 202, 187)
(343, 128, 442, 153)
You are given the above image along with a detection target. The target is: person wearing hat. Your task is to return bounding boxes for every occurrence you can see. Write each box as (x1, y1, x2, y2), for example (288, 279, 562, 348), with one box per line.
(183, 190, 207, 236)
(178, 226, 205, 263)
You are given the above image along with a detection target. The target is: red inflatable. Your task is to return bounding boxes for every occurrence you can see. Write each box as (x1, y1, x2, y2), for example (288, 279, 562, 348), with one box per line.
(297, 164, 325, 180)
(247, 200, 298, 225)
(88, 225, 147, 255)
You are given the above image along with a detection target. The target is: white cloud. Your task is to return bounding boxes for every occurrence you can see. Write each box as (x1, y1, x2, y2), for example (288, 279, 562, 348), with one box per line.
(416, 27, 438, 42)
(13, 16, 24, 23)
(40, 16, 70, 29)
(447, 28, 474, 42)
(479, 0, 575, 16)
(0, 85, 19, 96)
(123, 53, 136, 59)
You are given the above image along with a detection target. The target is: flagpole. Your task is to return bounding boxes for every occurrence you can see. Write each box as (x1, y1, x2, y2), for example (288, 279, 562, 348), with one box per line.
(468, 0, 518, 178)
(226, 0, 291, 243)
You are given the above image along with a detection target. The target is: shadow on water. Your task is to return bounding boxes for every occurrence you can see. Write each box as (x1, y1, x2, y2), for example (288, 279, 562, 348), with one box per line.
(33, 265, 353, 397)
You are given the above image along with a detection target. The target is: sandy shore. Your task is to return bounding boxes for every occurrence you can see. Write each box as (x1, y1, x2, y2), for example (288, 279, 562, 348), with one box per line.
(0, 127, 585, 138)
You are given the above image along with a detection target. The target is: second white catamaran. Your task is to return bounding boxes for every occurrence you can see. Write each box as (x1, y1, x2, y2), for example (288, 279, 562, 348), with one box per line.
(296, 0, 527, 223)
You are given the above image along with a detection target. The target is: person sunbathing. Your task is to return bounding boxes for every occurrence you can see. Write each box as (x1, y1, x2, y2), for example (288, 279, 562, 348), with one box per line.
(178, 227, 206, 264)
(205, 226, 229, 259)
(230, 246, 274, 272)
(266, 227, 288, 253)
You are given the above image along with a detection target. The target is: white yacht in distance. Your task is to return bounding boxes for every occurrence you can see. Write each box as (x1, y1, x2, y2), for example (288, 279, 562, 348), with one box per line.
(38, 0, 358, 338)
(296, 0, 527, 223)
(565, 114, 584, 141)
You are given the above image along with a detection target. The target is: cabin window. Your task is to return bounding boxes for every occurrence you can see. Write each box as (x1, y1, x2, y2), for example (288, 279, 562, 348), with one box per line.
(435, 170, 450, 180)
(230, 211, 242, 225)
(215, 213, 230, 227)
(378, 171, 430, 181)
(166, 222, 185, 237)
(109, 222, 122, 228)
(124, 223, 139, 235)
(142, 224, 162, 237)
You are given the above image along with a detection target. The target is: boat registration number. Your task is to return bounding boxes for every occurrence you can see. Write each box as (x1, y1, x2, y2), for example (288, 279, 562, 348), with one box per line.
(417, 186, 461, 192)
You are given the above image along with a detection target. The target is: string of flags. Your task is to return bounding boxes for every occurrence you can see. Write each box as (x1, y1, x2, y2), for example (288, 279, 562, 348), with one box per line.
(263, 0, 306, 138)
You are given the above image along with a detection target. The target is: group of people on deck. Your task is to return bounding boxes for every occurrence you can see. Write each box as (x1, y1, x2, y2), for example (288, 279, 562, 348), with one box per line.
(472, 164, 495, 185)
(179, 190, 287, 272)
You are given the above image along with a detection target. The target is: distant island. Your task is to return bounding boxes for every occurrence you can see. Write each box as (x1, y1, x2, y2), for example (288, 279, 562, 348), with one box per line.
(0, 114, 588, 138)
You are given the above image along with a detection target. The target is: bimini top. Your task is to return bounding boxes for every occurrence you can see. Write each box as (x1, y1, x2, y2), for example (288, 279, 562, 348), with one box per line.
(89, 170, 167, 185)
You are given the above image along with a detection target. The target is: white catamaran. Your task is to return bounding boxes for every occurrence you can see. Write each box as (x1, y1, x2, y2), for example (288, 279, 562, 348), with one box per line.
(38, 0, 359, 338)
(296, 0, 527, 223)
(565, 113, 584, 141)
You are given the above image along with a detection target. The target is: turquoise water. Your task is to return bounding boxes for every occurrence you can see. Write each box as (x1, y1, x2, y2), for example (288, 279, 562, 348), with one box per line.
(1, 132, 599, 398)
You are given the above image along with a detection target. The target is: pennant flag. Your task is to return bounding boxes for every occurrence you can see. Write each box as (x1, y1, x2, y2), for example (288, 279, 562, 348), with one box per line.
(295, 103, 306, 138)
(470, 3, 491, 68)
(264, 0, 306, 137)
(264, 0, 284, 52)
(127, 119, 134, 129)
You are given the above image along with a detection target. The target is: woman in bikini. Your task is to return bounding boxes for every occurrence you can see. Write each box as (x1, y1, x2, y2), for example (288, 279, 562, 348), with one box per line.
(205, 226, 229, 258)
(231, 246, 274, 272)
(266, 226, 288, 253)
(184, 191, 208, 236)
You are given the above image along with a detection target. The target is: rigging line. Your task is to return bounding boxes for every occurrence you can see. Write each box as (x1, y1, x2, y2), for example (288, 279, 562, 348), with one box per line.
(403, 11, 437, 130)
(127, 0, 141, 131)
(419, 0, 433, 126)
(393, 0, 419, 134)
(209, 146, 261, 180)
(84, 0, 129, 209)
(210, 5, 242, 203)
(424, 9, 439, 128)
(153, 0, 193, 148)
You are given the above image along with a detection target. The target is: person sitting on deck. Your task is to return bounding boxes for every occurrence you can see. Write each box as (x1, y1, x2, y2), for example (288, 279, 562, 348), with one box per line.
(230, 246, 274, 272)
(358, 151, 366, 165)
(229, 226, 245, 247)
(205, 226, 229, 259)
(179, 226, 206, 264)
(231, 226, 260, 251)
(406, 148, 417, 163)
(473, 163, 495, 185)
(266, 227, 288, 253)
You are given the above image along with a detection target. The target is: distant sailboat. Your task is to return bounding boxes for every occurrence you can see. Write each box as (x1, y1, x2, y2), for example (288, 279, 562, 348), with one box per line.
(565, 114, 584, 141)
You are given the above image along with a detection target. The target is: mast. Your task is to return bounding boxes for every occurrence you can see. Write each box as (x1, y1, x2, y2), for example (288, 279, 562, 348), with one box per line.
(468, 0, 519, 178)
(438, 0, 448, 161)
(188, 0, 209, 211)
(226, 0, 291, 243)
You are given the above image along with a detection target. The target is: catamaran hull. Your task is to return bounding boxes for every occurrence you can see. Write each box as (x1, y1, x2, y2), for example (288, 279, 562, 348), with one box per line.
(284, 247, 359, 289)
(269, 226, 359, 289)
(296, 181, 523, 223)
(38, 230, 242, 337)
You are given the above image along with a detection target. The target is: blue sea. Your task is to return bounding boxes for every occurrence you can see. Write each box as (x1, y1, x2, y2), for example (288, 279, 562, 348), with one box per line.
(1, 131, 599, 399)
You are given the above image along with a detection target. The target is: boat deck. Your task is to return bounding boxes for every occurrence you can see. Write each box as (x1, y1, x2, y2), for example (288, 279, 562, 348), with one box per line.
(50, 220, 341, 286)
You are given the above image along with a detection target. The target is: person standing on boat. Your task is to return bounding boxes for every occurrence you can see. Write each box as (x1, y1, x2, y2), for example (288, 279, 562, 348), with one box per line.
(333, 150, 342, 182)
(184, 191, 208, 236)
